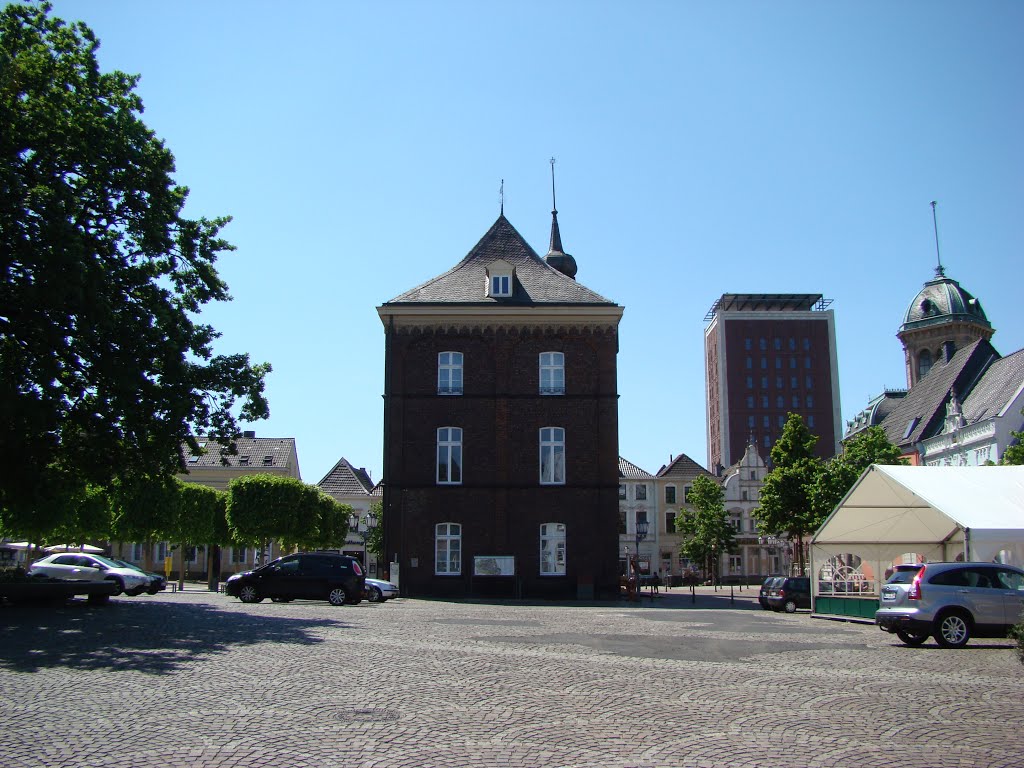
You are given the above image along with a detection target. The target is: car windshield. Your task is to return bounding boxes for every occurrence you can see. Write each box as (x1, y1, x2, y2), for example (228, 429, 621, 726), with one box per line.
(110, 559, 145, 573)
(886, 567, 922, 584)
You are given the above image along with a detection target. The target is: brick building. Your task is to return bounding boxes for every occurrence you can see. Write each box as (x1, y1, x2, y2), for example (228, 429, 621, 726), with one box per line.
(377, 209, 623, 599)
(704, 294, 842, 472)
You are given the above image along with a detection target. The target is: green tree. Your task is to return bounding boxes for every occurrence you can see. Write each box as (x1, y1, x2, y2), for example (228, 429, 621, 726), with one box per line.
(676, 474, 735, 582)
(1002, 409, 1024, 465)
(811, 426, 907, 522)
(0, 3, 270, 520)
(755, 413, 823, 575)
(110, 476, 181, 570)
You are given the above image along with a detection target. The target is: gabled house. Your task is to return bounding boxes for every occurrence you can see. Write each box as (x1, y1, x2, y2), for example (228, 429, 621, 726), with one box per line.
(377, 208, 623, 599)
(317, 457, 381, 575)
(655, 452, 713, 581)
(618, 457, 657, 578)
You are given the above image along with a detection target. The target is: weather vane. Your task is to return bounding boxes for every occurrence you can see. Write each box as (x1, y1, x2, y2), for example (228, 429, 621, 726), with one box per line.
(930, 201, 944, 276)
(549, 156, 557, 212)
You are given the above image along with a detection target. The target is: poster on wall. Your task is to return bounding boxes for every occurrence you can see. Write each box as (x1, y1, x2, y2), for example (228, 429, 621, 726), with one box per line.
(474, 556, 515, 576)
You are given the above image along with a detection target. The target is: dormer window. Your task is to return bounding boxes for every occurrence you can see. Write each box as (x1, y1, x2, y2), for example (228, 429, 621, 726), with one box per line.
(487, 260, 514, 298)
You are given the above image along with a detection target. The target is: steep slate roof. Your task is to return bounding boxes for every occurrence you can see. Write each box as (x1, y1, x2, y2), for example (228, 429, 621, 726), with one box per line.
(317, 457, 375, 497)
(183, 436, 297, 470)
(879, 338, 999, 448)
(383, 215, 615, 306)
(656, 452, 712, 480)
(962, 348, 1024, 423)
(619, 457, 655, 480)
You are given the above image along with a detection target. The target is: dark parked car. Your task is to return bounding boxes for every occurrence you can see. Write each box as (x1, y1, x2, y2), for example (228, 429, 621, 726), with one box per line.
(109, 558, 167, 595)
(225, 552, 364, 606)
(876, 561, 1024, 648)
(766, 576, 811, 613)
(759, 576, 784, 610)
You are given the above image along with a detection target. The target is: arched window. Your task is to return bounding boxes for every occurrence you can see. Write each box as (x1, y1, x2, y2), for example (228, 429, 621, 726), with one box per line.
(918, 349, 933, 379)
(539, 523, 567, 575)
(437, 427, 462, 484)
(435, 523, 462, 575)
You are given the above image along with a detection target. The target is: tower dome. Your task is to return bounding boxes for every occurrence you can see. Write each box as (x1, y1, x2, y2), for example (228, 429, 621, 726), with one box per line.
(897, 266, 994, 388)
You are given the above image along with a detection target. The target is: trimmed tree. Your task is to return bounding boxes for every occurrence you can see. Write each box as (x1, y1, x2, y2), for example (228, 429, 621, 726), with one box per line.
(1, 3, 270, 522)
(812, 426, 907, 522)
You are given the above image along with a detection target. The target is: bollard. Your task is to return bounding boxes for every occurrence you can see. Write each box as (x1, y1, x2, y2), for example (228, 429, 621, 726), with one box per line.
(730, 584, 735, 604)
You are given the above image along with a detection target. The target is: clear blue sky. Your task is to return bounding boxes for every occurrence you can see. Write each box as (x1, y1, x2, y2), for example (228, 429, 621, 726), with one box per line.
(46, 0, 1024, 485)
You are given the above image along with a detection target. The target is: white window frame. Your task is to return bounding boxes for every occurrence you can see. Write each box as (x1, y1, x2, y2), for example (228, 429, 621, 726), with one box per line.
(437, 427, 463, 485)
(539, 427, 565, 485)
(435, 522, 462, 575)
(539, 522, 567, 575)
(438, 351, 463, 395)
(539, 352, 565, 395)
(635, 484, 647, 501)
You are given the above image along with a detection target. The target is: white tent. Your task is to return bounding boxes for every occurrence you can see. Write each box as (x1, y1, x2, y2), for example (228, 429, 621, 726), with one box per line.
(812, 465, 1024, 592)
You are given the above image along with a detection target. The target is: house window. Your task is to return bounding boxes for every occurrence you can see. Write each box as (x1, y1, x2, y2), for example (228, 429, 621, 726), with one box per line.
(791, 376, 798, 389)
(232, 546, 248, 563)
(539, 352, 565, 395)
(789, 338, 796, 351)
(774, 338, 781, 351)
(636, 509, 648, 529)
(808, 415, 816, 428)
(748, 415, 755, 428)
(763, 415, 770, 428)
(776, 376, 783, 389)
(761, 358, 767, 369)
(131, 543, 143, 560)
(761, 376, 768, 388)
(918, 349, 933, 378)
(157, 542, 168, 561)
(805, 356, 812, 369)
(806, 394, 814, 408)
(539, 427, 565, 485)
(745, 338, 752, 350)
(761, 395, 769, 408)
(776, 395, 784, 408)
(666, 511, 677, 532)
(635, 484, 647, 501)
(792, 395, 799, 408)
(729, 555, 742, 574)
(437, 427, 463, 484)
(683, 485, 692, 503)
(775, 358, 782, 369)
(746, 395, 754, 408)
(435, 523, 462, 575)
(746, 376, 753, 388)
(759, 338, 767, 351)
(619, 483, 627, 500)
(665, 486, 676, 504)
(438, 352, 464, 395)
(742, 490, 748, 501)
(806, 376, 813, 389)
(803, 338, 810, 351)
(539, 523, 567, 575)
(763, 435, 771, 447)
(778, 415, 785, 427)
(619, 510, 627, 534)
(491, 274, 511, 297)
(746, 357, 752, 369)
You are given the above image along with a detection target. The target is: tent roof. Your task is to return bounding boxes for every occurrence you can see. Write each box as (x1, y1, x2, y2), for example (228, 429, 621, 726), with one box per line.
(813, 465, 1024, 548)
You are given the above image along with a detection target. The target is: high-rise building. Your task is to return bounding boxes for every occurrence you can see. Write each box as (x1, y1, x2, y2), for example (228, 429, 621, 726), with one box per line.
(704, 294, 841, 472)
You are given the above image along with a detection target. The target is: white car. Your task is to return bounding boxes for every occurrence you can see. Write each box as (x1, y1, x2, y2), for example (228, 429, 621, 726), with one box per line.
(364, 578, 399, 602)
(28, 553, 151, 596)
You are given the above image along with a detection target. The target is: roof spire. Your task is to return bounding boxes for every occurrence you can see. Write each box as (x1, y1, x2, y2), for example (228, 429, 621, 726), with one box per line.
(499, 179, 504, 216)
(930, 200, 945, 277)
(544, 157, 577, 279)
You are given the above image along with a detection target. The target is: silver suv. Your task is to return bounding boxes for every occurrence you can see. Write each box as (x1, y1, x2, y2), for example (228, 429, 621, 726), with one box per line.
(876, 562, 1024, 648)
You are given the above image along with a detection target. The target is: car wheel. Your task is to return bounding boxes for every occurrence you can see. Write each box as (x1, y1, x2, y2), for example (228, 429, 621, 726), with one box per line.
(146, 587, 160, 595)
(934, 610, 971, 649)
(327, 587, 349, 606)
(784, 599, 798, 613)
(367, 586, 383, 603)
(125, 586, 145, 597)
(896, 629, 929, 646)
(238, 585, 263, 604)
(106, 577, 125, 596)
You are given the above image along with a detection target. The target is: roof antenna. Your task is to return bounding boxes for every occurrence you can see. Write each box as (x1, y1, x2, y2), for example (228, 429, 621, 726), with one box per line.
(930, 201, 945, 277)
(549, 156, 557, 212)
(499, 179, 504, 216)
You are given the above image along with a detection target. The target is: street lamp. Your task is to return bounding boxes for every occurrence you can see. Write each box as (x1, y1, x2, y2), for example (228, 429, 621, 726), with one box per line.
(350, 511, 379, 575)
(759, 535, 786, 576)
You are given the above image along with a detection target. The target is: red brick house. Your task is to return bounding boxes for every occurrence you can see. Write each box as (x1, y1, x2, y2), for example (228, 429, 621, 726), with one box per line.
(377, 210, 623, 598)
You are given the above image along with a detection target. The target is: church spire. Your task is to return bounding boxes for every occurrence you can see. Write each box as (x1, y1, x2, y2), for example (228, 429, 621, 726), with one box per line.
(544, 157, 577, 279)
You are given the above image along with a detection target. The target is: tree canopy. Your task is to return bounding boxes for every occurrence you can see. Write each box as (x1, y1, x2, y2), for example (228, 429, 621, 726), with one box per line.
(676, 474, 735, 579)
(754, 413, 822, 574)
(0, 3, 270, 523)
(1002, 409, 1024, 465)
(811, 426, 906, 521)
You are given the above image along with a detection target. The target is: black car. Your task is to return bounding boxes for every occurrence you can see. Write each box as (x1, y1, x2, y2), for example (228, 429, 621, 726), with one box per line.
(225, 552, 364, 606)
(766, 576, 812, 613)
(110, 558, 167, 595)
(759, 576, 784, 610)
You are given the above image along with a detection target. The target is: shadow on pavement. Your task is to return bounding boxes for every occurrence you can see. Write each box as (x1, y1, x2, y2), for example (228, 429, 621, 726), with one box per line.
(0, 599, 344, 676)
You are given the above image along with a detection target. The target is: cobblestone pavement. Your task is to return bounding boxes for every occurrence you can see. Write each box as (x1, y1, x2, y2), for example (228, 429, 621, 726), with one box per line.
(1, 587, 1022, 768)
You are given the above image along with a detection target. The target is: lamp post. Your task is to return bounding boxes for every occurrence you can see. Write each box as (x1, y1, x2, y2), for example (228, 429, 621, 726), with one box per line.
(759, 534, 786, 577)
(350, 511, 379, 575)
(633, 519, 648, 601)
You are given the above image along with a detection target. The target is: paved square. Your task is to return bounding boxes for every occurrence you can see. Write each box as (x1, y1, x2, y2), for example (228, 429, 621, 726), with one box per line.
(1, 588, 1021, 767)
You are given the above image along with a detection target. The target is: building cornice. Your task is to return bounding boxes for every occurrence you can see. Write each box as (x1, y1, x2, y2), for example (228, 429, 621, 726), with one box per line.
(378, 304, 623, 333)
